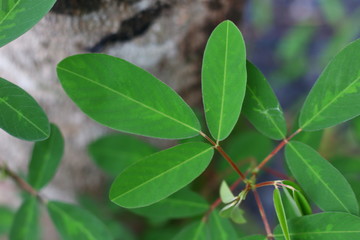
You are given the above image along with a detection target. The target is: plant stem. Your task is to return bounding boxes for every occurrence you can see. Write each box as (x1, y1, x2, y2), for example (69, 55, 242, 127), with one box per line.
(254, 128, 302, 172)
(264, 167, 292, 180)
(253, 189, 274, 240)
(200, 131, 246, 180)
(0, 163, 45, 203)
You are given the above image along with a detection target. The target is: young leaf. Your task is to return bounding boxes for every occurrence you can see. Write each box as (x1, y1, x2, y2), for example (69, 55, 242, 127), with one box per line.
(57, 54, 200, 139)
(281, 187, 302, 218)
(0, 77, 50, 141)
(273, 212, 360, 239)
(202, 20, 247, 141)
(130, 188, 208, 222)
(243, 61, 287, 140)
(273, 188, 291, 240)
(0, 0, 56, 47)
(285, 141, 359, 215)
(299, 39, 360, 131)
(110, 142, 214, 208)
(282, 180, 312, 216)
(28, 124, 64, 190)
(88, 134, 157, 177)
(9, 197, 39, 240)
(220, 181, 235, 204)
(172, 221, 207, 240)
(0, 207, 14, 235)
(47, 201, 113, 240)
(209, 211, 238, 240)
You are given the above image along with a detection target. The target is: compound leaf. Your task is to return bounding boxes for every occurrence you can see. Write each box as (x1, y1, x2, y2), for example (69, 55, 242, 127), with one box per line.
(0, 0, 56, 47)
(0, 77, 49, 141)
(57, 54, 200, 139)
(202, 20, 247, 141)
(28, 123, 64, 190)
(285, 141, 358, 215)
(110, 142, 214, 208)
(299, 39, 360, 131)
(47, 201, 113, 240)
(243, 61, 286, 140)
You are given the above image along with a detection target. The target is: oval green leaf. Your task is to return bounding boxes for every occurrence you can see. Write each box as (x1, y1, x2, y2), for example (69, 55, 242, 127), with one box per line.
(110, 142, 214, 208)
(202, 20, 247, 141)
(57, 53, 200, 139)
(299, 39, 360, 131)
(285, 141, 359, 215)
(47, 201, 113, 240)
(0, 207, 14, 235)
(243, 61, 287, 140)
(88, 134, 157, 177)
(274, 212, 360, 239)
(220, 180, 235, 204)
(130, 188, 208, 222)
(282, 181, 312, 216)
(9, 197, 39, 240)
(0, 0, 56, 47)
(28, 123, 64, 190)
(209, 211, 238, 240)
(172, 221, 207, 240)
(0, 77, 50, 141)
(273, 188, 291, 240)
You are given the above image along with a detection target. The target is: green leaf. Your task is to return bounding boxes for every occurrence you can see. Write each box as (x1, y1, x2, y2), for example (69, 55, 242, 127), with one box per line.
(28, 123, 64, 190)
(9, 197, 39, 240)
(0, 77, 49, 141)
(243, 61, 287, 140)
(220, 181, 235, 203)
(273, 188, 291, 240)
(282, 181, 312, 216)
(110, 142, 214, 208)
(172, 221, 207, 240)
(130, 188, 208, 221)
(88, 134, 157, 177)
(0, 207, 14, 235)
(209, 211, 238, 239)
(47, 201, 113, 240)
(299, 39, 360, 131)
(281, 187, 302, 219)
(239, 235, 267, 240)
(274, 212, 360, 239)
(0, 0, 56, 47)
(202, 20, 247, 141)
(285, 141, 359, 215)
(57, 53, 200, 139)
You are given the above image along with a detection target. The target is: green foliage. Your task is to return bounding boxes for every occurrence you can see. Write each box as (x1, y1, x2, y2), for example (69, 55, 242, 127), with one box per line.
(202, 20, 246, 141)
(28, 124, 64, 189)
(172, 221, 207, 240)
(47, 201, 113, 240)
(9, 197, 39, 240)
(0, 207, 14, 235)
(0, 0, 56, 47)
(109, 142, 214, 208)
(273, 188, 290, 240)
(57, 54, 200, 139)
(0, 77, 50, 141)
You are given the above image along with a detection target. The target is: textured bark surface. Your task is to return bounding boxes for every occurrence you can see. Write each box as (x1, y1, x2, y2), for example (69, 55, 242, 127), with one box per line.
(0, 0, 245, 207)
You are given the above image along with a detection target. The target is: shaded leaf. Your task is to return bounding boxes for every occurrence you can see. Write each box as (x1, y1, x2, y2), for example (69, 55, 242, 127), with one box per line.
(0, 207, 14, 235)
(57, 54, 200, 139)
(0, 77, 49, 141)
(209, 211, 238, 239)
(0, 0, 56, 47)
(88, 134, 157, 177)
(172, 221, 207, 240)
(47, 201, 113, 240)
(243, 61, 286, 140)
(274, 212, 360, 239)
(110, 142, 214, 208)
(273, 188, 291, 240)
(239, 235, 267, 240)
(9, 197, 39, 240)
(285, 141, 358, 215)
(299, 39, 360, 131)
(28, 123, 64, 189)
(202, 20, 247, 141)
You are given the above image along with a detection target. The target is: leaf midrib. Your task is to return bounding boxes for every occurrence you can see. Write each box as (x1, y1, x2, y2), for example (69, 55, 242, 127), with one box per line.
(0, 0, 21, 25)
(288, 143, 350, 212)
(301, 76, 360, 129)
(111, 147, 212, 202)
(246, 85, 285, 139)
(57, 67, 199, 133)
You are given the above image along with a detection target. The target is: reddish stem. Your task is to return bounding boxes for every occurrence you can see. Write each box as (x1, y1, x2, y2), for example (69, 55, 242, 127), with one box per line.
(200, 131, 246, 180)
(255, 128, 302, 171)
(253, 189, 274, 240)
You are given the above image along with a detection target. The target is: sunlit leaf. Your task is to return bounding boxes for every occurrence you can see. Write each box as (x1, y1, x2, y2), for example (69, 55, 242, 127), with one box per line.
(202, 20, 246, 141)
(110, 142, 214, 208)
(28, 124, 64, 189)
(57, 54, 200, 139)
(0, 77, 49, 141)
